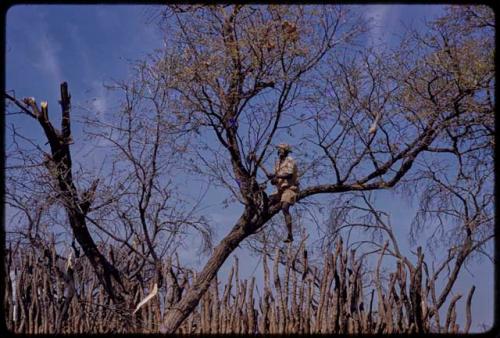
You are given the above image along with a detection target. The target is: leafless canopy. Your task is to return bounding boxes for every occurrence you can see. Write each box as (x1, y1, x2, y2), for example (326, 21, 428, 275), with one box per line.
(4, 4, 494, 333)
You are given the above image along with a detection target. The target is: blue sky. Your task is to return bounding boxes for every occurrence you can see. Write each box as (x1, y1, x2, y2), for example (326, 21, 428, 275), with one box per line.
(5, 4, 493, 332)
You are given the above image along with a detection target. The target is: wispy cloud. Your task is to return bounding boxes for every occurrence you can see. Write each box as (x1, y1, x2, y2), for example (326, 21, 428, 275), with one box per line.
(67, 23, 92, 79)
(364, 5, 391, 47)
(6, 6, 66, 104)
(90, 80, 109, 116)
(26, 11, 65, 87)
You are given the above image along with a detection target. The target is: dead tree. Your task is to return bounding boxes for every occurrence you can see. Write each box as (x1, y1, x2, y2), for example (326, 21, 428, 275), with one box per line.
(5, 84, 128, 305)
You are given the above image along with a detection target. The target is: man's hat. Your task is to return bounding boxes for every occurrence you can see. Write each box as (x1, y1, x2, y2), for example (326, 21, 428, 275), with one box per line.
(276, 143, 292, 153)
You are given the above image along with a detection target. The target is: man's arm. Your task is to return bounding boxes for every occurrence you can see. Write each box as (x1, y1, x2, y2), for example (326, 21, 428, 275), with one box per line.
(254, 162, 280, 185)
(249, 151, 274, 179)
(258, 164, 274, 180)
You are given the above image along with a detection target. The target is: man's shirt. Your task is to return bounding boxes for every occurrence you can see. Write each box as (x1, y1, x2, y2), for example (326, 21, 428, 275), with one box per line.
(274, 155, 299, 190)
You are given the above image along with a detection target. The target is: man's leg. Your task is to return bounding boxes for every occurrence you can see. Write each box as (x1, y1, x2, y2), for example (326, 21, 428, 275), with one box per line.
(282, 202, 293, 242)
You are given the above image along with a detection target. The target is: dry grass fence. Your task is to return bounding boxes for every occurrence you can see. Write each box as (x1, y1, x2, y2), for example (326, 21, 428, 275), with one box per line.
(4, 237, 474, 334)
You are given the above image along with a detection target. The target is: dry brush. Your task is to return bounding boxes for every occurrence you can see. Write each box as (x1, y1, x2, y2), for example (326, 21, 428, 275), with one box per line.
(5, 236, 475, 334)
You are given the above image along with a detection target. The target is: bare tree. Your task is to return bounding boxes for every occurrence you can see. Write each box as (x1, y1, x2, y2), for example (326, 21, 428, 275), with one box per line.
(80, 63, 214, 287)
(4, 4, 493, 333)
(4, 76, 212, 327)
(152, 5, 493, 332)
(5, 84, 131, 306)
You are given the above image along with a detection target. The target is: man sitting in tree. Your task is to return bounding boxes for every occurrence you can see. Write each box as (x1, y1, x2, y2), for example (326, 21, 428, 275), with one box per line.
(266, 143, 299, 243)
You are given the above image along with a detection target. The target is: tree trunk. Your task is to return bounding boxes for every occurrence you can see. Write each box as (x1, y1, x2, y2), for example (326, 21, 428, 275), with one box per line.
(14, 83, 128, 305)
(159, 204, 279, 333)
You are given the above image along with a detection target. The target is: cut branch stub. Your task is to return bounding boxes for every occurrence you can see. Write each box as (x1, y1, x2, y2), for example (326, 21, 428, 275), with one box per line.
(60, 82, 72, 144)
